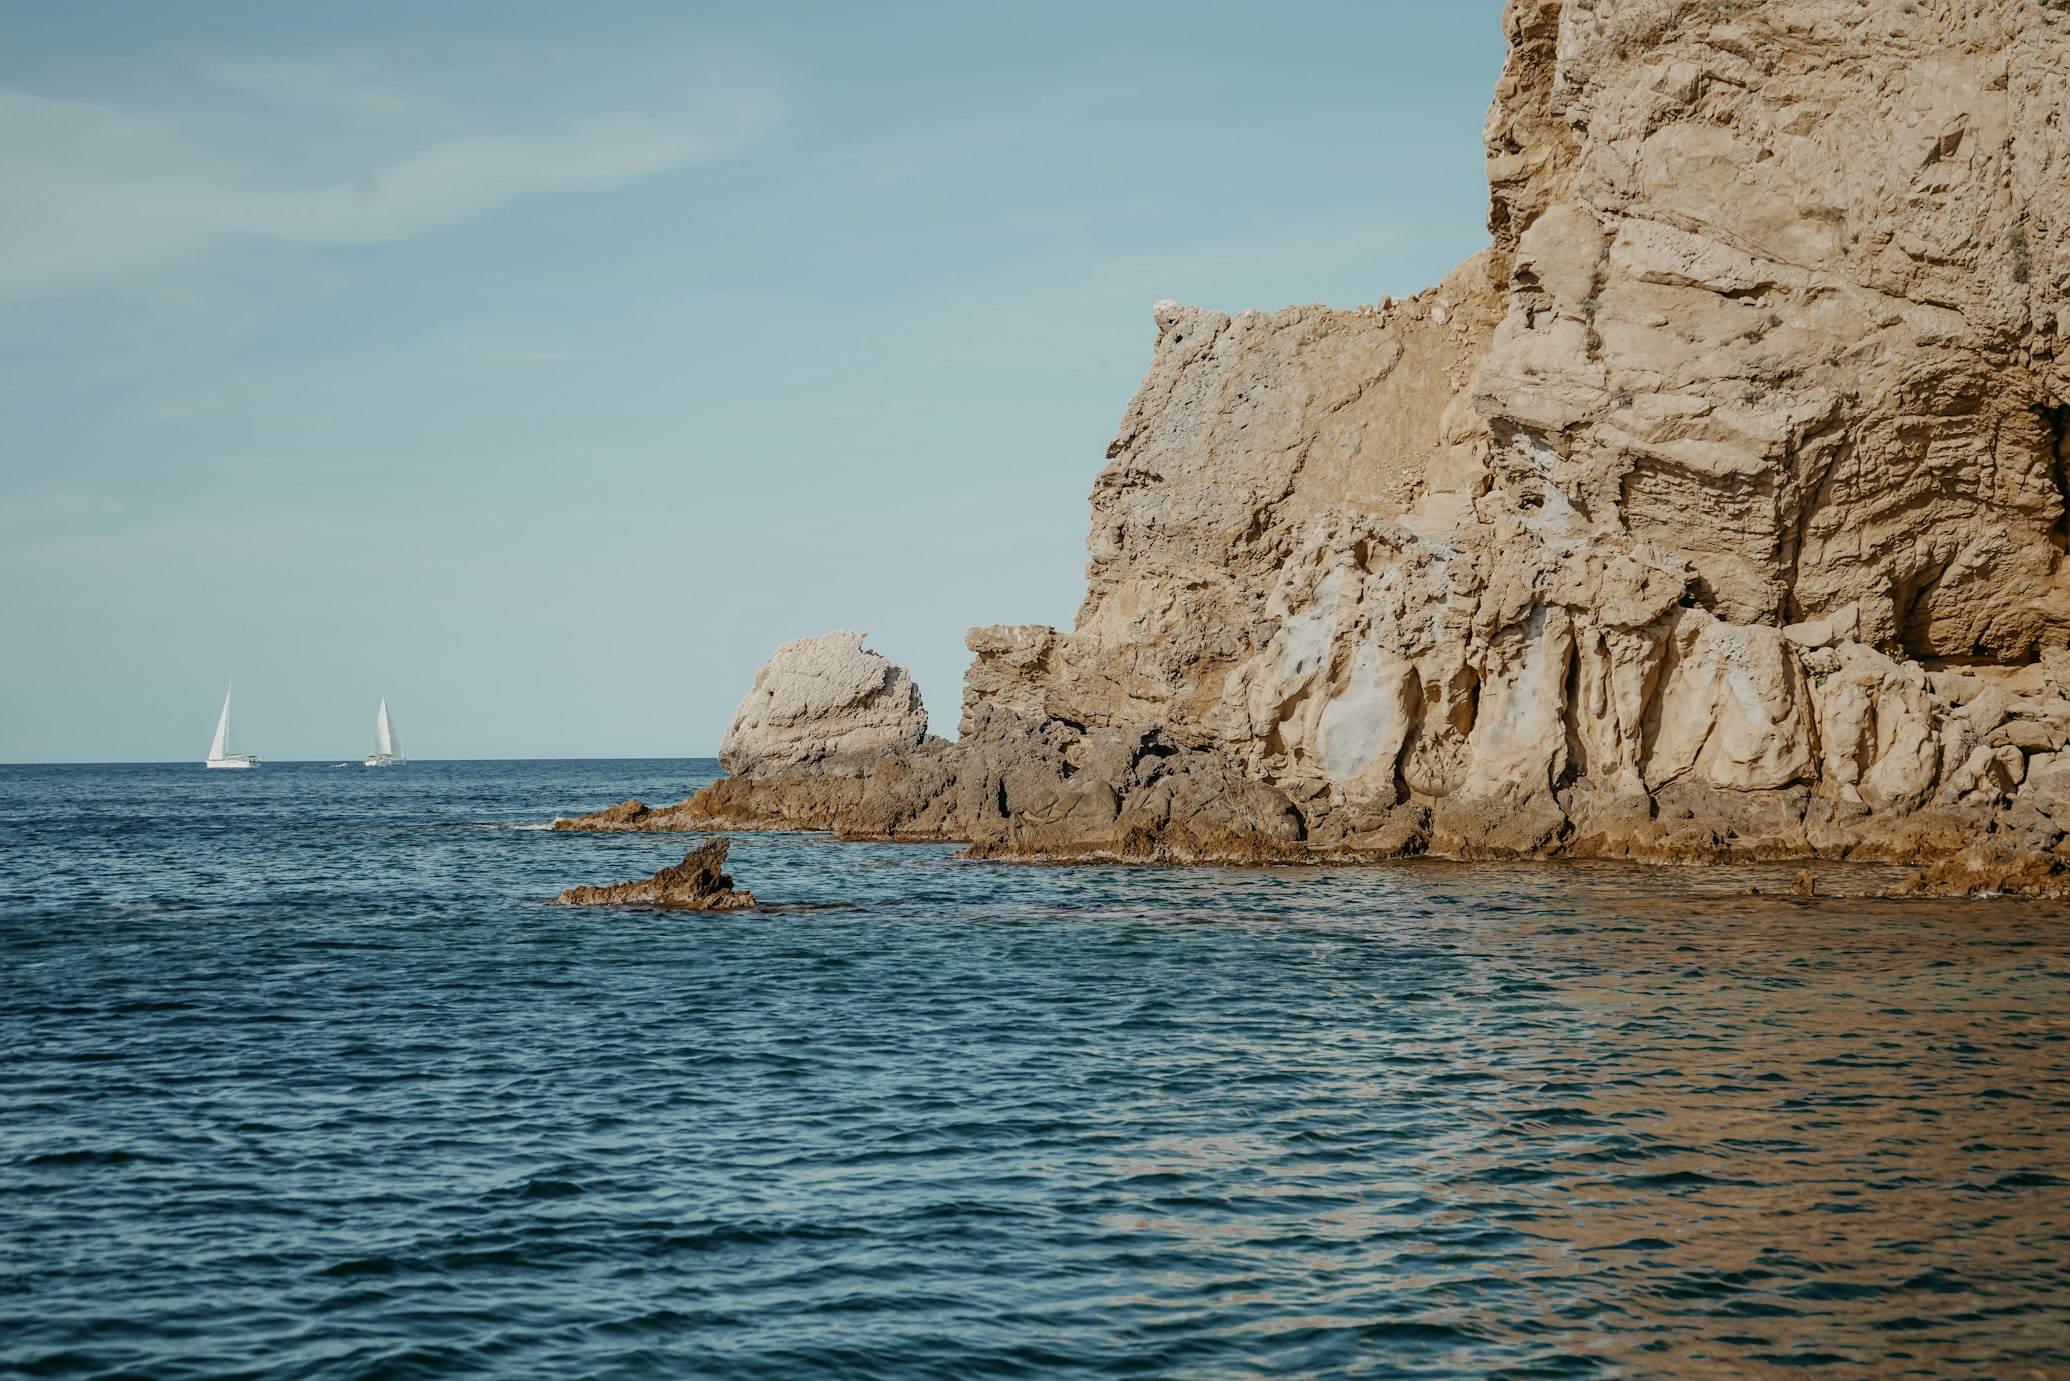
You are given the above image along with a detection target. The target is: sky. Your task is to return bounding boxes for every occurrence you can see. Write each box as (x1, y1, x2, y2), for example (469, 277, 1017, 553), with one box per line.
(0, 1, 1508, 762)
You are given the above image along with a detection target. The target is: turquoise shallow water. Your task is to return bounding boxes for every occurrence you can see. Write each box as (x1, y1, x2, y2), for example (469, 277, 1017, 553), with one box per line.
(2, 760, 2068, 1380)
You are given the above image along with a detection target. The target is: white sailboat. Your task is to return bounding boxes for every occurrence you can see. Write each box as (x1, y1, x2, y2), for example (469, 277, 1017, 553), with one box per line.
(363, 698, 405, 768)
(205, 685, 259, 769)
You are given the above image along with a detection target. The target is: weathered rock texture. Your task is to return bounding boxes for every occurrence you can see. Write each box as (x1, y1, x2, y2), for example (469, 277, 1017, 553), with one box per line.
(718, 631, 929, 777)
(568, 1, 2070, 881)
(556, 838, 756, 911)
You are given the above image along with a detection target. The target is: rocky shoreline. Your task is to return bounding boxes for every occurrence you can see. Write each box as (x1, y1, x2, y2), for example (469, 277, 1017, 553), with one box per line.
(568, 1, 2070, 898)
(552, 634, 2070, 897)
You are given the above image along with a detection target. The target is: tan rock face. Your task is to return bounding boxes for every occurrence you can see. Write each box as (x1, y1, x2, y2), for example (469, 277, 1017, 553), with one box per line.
(578, 1, 2070, 887)
(718, 631, 928, 777)
(1483, 0, 2070, 658)
(952, 0, 2070, 862)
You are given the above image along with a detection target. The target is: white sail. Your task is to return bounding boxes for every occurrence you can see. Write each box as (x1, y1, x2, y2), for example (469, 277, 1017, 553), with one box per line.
(205, 684, 256, 766)
(361, 698, 405, 766)
(374, 699, 394, 758)
(210, 685, 233, 760)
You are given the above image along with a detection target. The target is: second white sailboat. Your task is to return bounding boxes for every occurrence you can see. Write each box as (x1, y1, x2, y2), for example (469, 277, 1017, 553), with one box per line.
(205, 684, 259, 769)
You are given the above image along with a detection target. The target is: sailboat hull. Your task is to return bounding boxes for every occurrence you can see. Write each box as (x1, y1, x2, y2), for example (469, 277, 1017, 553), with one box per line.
(362, 754, 403, 768)
(206, 756, 259, 769)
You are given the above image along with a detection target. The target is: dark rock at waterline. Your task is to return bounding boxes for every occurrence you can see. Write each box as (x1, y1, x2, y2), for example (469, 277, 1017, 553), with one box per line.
(552, 798, 655, 831)
(556, 837, 756, 911)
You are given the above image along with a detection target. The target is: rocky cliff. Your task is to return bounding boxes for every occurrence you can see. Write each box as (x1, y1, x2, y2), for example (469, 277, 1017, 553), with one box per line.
(572, 0, 2070, 887)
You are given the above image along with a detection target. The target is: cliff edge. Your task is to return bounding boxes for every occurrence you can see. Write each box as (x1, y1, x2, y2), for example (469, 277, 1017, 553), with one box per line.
(573, 1, 2070, 888)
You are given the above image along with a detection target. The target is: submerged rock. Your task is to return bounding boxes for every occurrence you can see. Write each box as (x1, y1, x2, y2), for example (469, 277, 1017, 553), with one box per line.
(556, 838, 756, 911)
(1893, 840, 2070, 900)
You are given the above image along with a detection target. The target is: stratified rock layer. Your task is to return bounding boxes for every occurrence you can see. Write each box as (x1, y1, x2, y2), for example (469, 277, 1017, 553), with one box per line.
(556, 838, 756, 911)
(568, 1, 2070, 884)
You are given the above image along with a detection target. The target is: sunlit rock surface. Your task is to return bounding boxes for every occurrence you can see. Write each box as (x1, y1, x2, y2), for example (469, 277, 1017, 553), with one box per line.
(718, 631, 929, 778)
(567, 1, 2070, 886)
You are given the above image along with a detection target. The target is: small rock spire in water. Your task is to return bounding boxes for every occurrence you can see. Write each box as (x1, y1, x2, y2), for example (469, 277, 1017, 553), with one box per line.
(557, 837, 756, 911)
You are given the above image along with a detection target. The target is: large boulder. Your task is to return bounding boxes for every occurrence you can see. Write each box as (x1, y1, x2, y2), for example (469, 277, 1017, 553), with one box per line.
(718, 631, 929, 777)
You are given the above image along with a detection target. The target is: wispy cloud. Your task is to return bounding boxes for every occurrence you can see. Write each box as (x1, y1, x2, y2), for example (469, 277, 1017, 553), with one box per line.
(195, 55, 444, 121)
(0, 53, 775, 298)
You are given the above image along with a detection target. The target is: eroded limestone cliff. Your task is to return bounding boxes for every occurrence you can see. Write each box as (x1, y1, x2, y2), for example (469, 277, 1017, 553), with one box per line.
(571, 0, 2070, 888)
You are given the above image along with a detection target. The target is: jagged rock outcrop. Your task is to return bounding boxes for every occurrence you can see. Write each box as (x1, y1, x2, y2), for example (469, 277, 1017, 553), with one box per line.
(1893, 835, 2070, 898)
(559, 686, 1310, 863)
(567, 1, 2070, 885)
(556, 837, 756, 911)
(553, 798, 664, 832)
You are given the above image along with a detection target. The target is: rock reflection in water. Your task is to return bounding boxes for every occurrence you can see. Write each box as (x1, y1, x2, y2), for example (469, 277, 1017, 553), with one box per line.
(2, 763, 2067, 1379)
(1464, 895, 2070, 1375)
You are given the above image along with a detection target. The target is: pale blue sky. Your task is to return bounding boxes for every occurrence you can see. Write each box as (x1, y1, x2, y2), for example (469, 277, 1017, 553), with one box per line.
(0, 1, 1506, 762)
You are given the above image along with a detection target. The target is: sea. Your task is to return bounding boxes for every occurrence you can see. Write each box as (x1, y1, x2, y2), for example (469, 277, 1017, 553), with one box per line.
(2, 759, 2067, 1380)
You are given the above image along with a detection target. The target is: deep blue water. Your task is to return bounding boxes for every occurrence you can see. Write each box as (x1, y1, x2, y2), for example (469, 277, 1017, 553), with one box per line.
(2, 760, 2068, 1380)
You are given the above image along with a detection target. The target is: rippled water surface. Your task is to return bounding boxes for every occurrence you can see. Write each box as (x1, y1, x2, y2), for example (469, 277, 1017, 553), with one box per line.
(3, 760, 2068, 1379)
